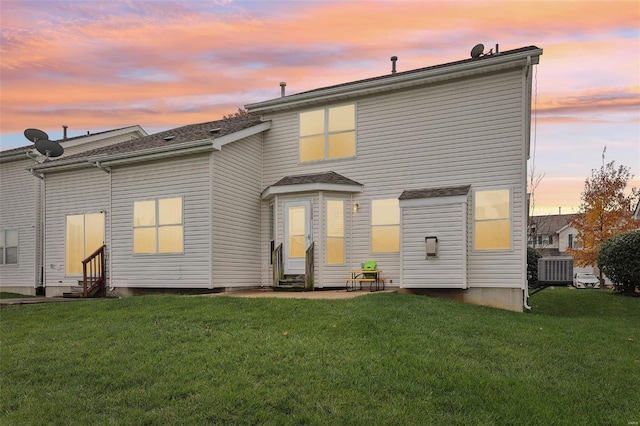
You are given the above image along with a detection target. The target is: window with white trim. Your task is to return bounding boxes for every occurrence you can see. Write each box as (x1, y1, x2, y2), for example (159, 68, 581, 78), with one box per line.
(372, 199, 400, 253)
(326, 200, 344, 264)
(474, 189, 511, 250)
(0, 229, 18, 265)
(133, 197, 183, 254)
(299, 104, 355, 162)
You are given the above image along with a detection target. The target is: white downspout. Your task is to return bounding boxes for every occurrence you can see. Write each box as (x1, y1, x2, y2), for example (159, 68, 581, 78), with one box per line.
(523, 55, 533, 312)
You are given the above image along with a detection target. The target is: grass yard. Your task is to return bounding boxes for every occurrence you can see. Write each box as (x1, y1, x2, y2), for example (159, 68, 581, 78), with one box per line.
(1, 289, 638, 425)
(0, 292, 36, 299)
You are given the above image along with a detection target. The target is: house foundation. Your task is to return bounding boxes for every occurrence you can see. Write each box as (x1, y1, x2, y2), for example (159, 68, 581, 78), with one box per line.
(399, 287, 523, 312)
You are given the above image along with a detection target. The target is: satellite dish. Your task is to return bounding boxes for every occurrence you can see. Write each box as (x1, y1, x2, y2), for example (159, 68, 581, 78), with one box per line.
(35, 139, 64, 158)
(470, 44, 484, 59)
(24, 128, 49, 143)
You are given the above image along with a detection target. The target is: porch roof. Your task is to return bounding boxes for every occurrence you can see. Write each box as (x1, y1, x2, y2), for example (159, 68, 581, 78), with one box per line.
(399, 185, 471, 200)
(262, 171, 363, 199)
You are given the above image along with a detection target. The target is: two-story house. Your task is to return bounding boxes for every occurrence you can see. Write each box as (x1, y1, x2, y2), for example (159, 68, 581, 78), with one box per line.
(528, 214, 579, 257)
(24, 45, 542, 311)
(0, 126, 147, 295)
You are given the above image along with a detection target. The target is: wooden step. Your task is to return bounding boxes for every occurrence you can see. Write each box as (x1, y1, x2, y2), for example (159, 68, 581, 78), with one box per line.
(275, 274, 306, 291)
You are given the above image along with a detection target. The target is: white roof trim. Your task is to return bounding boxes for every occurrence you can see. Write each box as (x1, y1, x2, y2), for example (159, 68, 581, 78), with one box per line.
(60, 125, 148, 148)
(399, 194, 468, 208)
(31, 122, 271, 173)
(247, 49, 542, 113)
(262, 182, 362, 200)
(212, 121, 271, 150)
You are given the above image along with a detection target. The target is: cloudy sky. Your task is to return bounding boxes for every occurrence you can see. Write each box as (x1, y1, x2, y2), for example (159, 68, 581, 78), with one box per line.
(1, 0, 638, 215)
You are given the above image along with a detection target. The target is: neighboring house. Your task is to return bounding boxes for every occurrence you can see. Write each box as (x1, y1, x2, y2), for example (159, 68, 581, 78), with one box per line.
(0, 126, 147, 295)
(528, 214, 578, 257)
(634, 202, 640, 221)
(528, 213, 613, 285)
(27, 45, 542, 311)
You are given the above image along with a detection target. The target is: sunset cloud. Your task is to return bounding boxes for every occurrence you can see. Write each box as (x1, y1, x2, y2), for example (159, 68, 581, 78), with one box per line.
(1, 0, 638, 214)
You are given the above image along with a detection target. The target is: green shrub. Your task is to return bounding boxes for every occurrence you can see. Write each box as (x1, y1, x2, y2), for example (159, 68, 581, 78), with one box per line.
(597, 230, 640, 295)
(527, 247, 542, 287)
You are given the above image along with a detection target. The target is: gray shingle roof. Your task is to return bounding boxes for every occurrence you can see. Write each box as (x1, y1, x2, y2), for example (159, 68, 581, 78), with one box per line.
(0, 126, 143, 157)
(271, 171, 361, 187)
(530, 214, 578, 235)
(62, 114, 263, 161)
(399, 185, 471, 200)
(248, 46, 541, 109)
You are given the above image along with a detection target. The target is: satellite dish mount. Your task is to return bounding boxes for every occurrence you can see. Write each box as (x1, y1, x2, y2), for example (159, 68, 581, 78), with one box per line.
(23, 127, 64, 159)
(470, 43, 499, 59)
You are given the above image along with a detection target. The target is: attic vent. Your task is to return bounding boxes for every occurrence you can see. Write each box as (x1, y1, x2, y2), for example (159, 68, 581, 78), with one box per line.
(163, 136, 175, 141)
(208, 128, 221, 135)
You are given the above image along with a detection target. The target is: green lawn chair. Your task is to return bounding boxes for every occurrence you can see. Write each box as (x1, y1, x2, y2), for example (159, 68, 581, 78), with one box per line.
(363, 261, 377, 279)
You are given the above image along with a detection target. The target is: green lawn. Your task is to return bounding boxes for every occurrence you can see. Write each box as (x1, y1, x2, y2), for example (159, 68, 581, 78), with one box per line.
(1, 289, 638, 425)
(0, 292, 36, 299)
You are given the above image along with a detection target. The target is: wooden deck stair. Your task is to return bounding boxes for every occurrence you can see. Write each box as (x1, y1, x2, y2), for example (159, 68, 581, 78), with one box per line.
(275, 275, 306, 291)
(62, 245, 106, 299)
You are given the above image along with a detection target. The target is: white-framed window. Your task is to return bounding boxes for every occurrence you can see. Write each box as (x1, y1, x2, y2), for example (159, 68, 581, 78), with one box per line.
(0, 229, 18, 265)
(568, 234, 573, 248)
(371, 198, 400, 253)
(66, 213, 104, 275)
(326, 200, 344, 264)
(474, 189, 512, 250)
(133, 197, 183, 254)
(299, 103, 355, 162)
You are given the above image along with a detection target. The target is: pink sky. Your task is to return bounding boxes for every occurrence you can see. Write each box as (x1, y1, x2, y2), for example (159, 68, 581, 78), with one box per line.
(1, 0, 638, 215)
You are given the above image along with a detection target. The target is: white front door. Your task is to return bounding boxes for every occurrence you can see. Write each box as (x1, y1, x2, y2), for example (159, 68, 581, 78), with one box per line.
(284, 200, 312, 275)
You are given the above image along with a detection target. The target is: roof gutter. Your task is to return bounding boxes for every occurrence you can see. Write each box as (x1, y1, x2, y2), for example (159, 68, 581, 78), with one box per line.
(94, 161, 111, 174)
(31, 138, 216, 173)
(247, 48, 543, 113)
(0, 149, 31, 163)
(29, 167, 44, 180)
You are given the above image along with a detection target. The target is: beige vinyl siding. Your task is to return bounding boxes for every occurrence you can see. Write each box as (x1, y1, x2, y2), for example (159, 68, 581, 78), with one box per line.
(211, 134, 263, 288)
(261, 69, 526, 289)
(401, 202, 467, 288)
(110, 154, 210, 288)
(43, 168, 110, 289)
(0, 159, 38, 289)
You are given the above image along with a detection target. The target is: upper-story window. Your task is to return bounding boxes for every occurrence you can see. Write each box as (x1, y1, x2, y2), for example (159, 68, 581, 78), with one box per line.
(474, 189, 511, 250)
(299, 104, 355, 162)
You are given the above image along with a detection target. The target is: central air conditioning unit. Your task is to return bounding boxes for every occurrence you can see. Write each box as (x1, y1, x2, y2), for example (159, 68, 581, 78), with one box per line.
(538, 257, 574, 285)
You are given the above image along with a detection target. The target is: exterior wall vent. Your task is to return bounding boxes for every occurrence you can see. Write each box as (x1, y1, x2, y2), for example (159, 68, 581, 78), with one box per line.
(538, 257, 573, 285)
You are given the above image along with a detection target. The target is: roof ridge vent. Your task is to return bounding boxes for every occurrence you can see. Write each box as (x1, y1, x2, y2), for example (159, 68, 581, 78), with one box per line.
(208, 128, 221, 135)
(163, 135, 175, 141)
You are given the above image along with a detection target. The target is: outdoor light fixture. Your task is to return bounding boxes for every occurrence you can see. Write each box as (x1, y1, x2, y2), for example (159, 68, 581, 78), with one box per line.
(352, 203, 359, 213)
